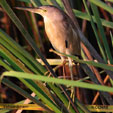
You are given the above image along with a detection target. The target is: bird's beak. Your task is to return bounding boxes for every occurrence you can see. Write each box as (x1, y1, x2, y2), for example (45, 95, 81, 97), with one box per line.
(15, 7, 41, 14)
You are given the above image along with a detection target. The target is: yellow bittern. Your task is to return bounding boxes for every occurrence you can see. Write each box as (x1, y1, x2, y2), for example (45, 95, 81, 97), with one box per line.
(16, 5, 81, 79)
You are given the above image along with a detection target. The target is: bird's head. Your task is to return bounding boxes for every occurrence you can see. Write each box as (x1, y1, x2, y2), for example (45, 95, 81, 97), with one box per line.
(15, 5, 64, 21)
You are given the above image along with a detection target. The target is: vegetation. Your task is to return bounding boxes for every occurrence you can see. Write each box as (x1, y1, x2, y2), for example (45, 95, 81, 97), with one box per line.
(0, 0, 113, 113)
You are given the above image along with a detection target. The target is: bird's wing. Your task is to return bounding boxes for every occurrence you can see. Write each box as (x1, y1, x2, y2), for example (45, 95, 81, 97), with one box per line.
(63, 13, 81, 56)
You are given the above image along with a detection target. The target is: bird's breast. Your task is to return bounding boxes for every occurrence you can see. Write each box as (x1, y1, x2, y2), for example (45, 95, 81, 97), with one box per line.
(44, 18, 81, 56)
(44, 20, 68, 53)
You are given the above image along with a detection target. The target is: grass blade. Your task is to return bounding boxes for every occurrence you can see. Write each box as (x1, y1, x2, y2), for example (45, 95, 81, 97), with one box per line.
(2, 71, 113, 93)
(0, 0, 57, 78)
(90, 3, 113, 64)
(1, 78, 53, 113)
(89, 0, 113, 14)
(73, 9, 113, 28)
(83, 0, 107, 62)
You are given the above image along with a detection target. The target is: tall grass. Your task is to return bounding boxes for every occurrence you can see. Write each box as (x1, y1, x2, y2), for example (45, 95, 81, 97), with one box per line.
(0, 0, 113, 113)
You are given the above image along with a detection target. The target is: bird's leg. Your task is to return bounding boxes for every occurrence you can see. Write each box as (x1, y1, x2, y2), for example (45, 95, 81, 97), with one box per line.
(68, 57, 75, 103)
(49, 49, 67, 78)
(61, 56, 66, 79)
(68, 57, 73, 80)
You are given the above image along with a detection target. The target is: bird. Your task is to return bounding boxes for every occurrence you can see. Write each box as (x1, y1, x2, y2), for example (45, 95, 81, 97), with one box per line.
(15, 5, 81, 80)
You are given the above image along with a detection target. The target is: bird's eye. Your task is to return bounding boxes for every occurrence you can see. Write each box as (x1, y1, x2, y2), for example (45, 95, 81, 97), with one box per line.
(43, 9, 47, 12)
(40, 8, 47, 12)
